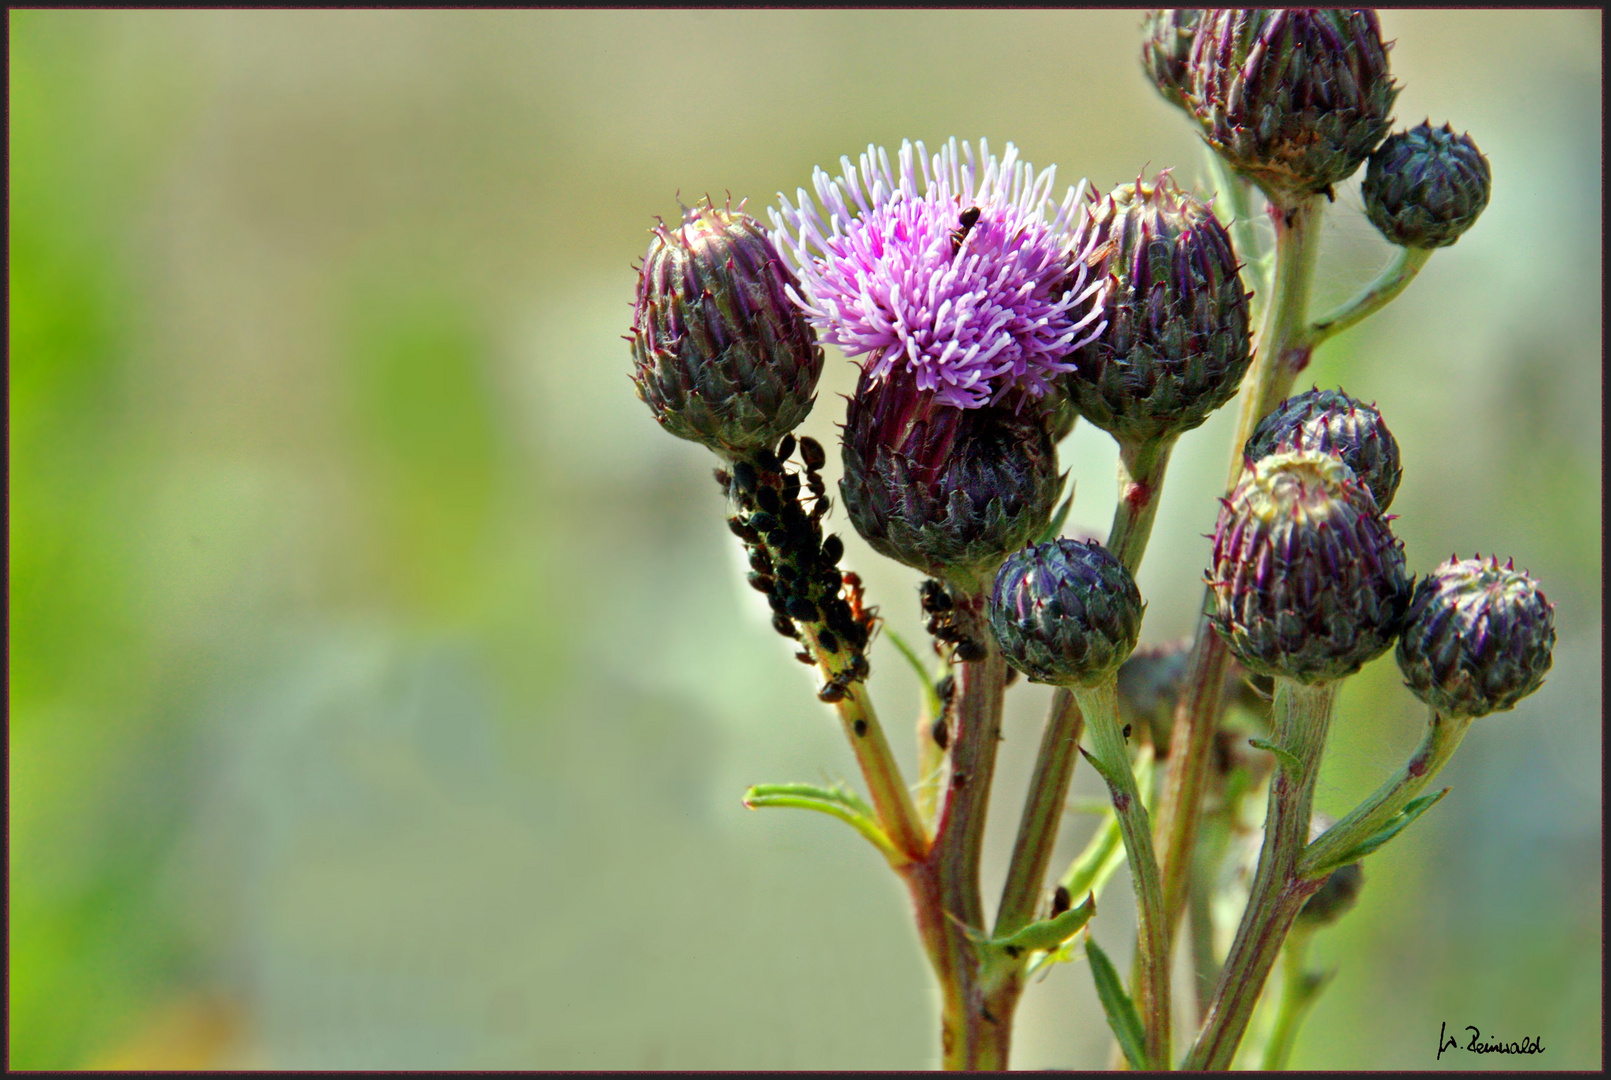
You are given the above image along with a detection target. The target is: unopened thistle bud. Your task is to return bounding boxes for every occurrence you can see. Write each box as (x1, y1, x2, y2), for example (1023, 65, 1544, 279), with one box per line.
(1245, 387, 1403, 511)
(1363, 121, 1492, 248)
(840, 370, 1061, 586)
(988, 538, 1144, 687)
(1062, 172, 1252, 446)
(1186, 9, 1398, 200)
(1396, 556, 1555, 719)
(630, 200, 824, 457)
(1209, 450, 1411, 684)
(1142, 9, 1204, 111)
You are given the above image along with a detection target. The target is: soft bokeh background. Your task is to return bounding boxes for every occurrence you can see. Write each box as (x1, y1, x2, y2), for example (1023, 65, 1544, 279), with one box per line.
(9, 9, 1600, 1070)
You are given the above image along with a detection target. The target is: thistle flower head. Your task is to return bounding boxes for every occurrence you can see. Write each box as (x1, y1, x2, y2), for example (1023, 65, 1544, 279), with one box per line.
(988, 538, 1144, 687)
(1245, 387, 1403, 511)
(840, 367, 1060, 586)
(1208, 450, 1411, 684)
(630, 199, 824, 457)
(1142, 9, 1205, 110)
(1363, 121, 1493, 248)
(1396, 555, 1555, 718)
(1186, 9, 1398, 200)
(771, 138, 1105, 411)
(1062, 170, 1253, 446)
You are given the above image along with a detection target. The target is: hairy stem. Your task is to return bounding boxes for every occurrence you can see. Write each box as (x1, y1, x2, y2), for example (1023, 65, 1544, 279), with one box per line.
(1184, 678, 1336, 1071)
(1259, 927, 1325, 1071)
(1307, 245, 1433, 346)
(1301, 707, 1473, 878)
(1107, 435, 1177, 575)
(995, 688, 1085, 939)
(1076, 680, 1172, 1070)
(828, 675, 930, 864)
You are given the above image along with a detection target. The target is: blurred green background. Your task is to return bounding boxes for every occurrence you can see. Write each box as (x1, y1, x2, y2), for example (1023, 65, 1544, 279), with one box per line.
(9, 9, 1600, 1070)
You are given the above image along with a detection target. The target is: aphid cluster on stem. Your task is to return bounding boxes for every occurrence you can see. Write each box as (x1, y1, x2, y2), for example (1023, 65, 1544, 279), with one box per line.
(720, 434, 877, 703)
(920, 578, 986, 663)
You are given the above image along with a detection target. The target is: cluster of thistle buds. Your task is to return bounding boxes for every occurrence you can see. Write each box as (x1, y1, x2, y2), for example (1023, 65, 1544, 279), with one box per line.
(627, 9, 1551, 1072)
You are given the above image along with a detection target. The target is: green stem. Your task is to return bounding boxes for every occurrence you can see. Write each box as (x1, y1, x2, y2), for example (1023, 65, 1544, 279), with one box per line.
(1106, 435, 1177, 575)
(1152, 193, 1327, 951)
(827, 675, 930, 865)
(1184, 678, 1336, 1071)
(1187, 807, 1230, 1024)
(1203, 141, 1269, 307)
(1306, 245, 1433, 347)
(995, 688, 1085, 940)
(1075, 680, 1171, 1071)
(1259, 927, 1325, 1071)
(1301, 707, 1473, 879)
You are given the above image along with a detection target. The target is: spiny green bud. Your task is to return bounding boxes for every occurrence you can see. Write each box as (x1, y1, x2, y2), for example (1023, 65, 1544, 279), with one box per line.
(1396, 556, 1555, 719)
(840, 371, 1060, 587)
(630, 199, 824, 457)
(1245, 387, 1402, 511)
(1142, 9, 1204, 110)
(988, 538, 1144, 688)
(1187, 9, 1398, 201)
(1062, 171, 1252, 446)
(1209, 450, 1411, 684)
(1363, 121, 1492, 248)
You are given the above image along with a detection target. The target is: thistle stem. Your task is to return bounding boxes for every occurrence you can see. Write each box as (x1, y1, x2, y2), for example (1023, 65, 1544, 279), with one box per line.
(1184, 678, 1336, 1071)
(1259, 927, 1326, 1071)
(1107, 435, 1177, 575)
(995, 688, 1085, 940)
(1307, 245, 1433, 347)
(829, 677, 930, 864)
(1300, 706, 1473, 879)
(1075, 680, 1172, 1070)
(1153, 193, 1327, 949)
(1203, 144, 1270, 305)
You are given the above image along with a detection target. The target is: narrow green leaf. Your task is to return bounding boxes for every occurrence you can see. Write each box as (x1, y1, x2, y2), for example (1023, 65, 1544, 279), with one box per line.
(1323, 787, 1451, 870)
(1086, 938, 1149, 1071)
(1249, 736, 1303, 778)
(743, 784, 900, 863)
(1035, 482, 1077, 544)
(883, 628, 942, 718)
(998, 892, 1097, 955)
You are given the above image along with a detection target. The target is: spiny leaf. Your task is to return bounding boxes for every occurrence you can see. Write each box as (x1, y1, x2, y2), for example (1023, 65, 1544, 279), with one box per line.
(743, 783, 901, 864)
(1086, 937, 1149, 1071)
(1321, 787, 1451, 871)
(1249, 736, 1303, 778)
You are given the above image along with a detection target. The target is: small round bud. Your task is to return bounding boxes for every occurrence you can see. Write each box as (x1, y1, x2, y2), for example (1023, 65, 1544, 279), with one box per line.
(840, 371, 1060, 584)
(988, 538, 1144, 687)
(1209, 451, 1411, 684)
(1363, 121, 1492, 248)
(1063, 172, 1253, 446)
(1245, 387, 1403, 511)
(1396, 556, 1555, 718)
(1141, 9, 1204, 111)
(630, 200, 824, 457)
(1186, 9, 1398, 200)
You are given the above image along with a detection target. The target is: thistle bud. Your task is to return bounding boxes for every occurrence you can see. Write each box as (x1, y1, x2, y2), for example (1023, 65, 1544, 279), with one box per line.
(630, 200, 824, 457)
(1209, 451, 1411, 684)
(1186, 9, 1398, 200)
(1363, 122, 1493, 248)
(840, 370, 1060, 586)
(1396, 556, 1555, 719)
(988, 538, 1144, 688)
(1062, 172, 1252, 446)
(1245, 387, 1403, 511)
(1142, 9, 1204, 111)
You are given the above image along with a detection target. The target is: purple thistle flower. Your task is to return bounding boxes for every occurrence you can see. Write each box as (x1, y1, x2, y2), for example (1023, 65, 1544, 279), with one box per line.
(771, 138, 1106, 411)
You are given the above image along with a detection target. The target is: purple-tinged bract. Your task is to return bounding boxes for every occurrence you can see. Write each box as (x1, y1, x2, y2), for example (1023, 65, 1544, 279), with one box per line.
(840, 368, 1060, 586)
(631, 200, 824, 457)
(1142, 9, 1205, 111)
(1186, 9, 1398, 200)
(1245, 387, 1402, 511)
(772, 139, 1105, 411)
(988, 538, 1144, 688)
(1208, 450, 1411, 684)
(1062, 171, 1252, 446)
(1396, 556, 1555, 718)
(1363, 121, 1492, 248)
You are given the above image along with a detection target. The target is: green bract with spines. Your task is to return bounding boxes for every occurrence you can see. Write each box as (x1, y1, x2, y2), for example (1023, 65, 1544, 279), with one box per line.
(987, 538, 1144, 688)
(1363, 121, 1493, 249)
(1396, 556, 1555, 718)
(630, 200, 824, 457)
(1186, 8, 1399, 200)
(1245, 387, 1403, 511)
(1062, 171, 1252, 446)
(1208, 451, 1411, 685)
(1141, 9, 1204, 111)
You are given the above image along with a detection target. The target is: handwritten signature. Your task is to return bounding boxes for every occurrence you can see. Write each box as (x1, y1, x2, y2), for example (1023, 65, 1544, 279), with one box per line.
(1438, 1021, 1544, 1059)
